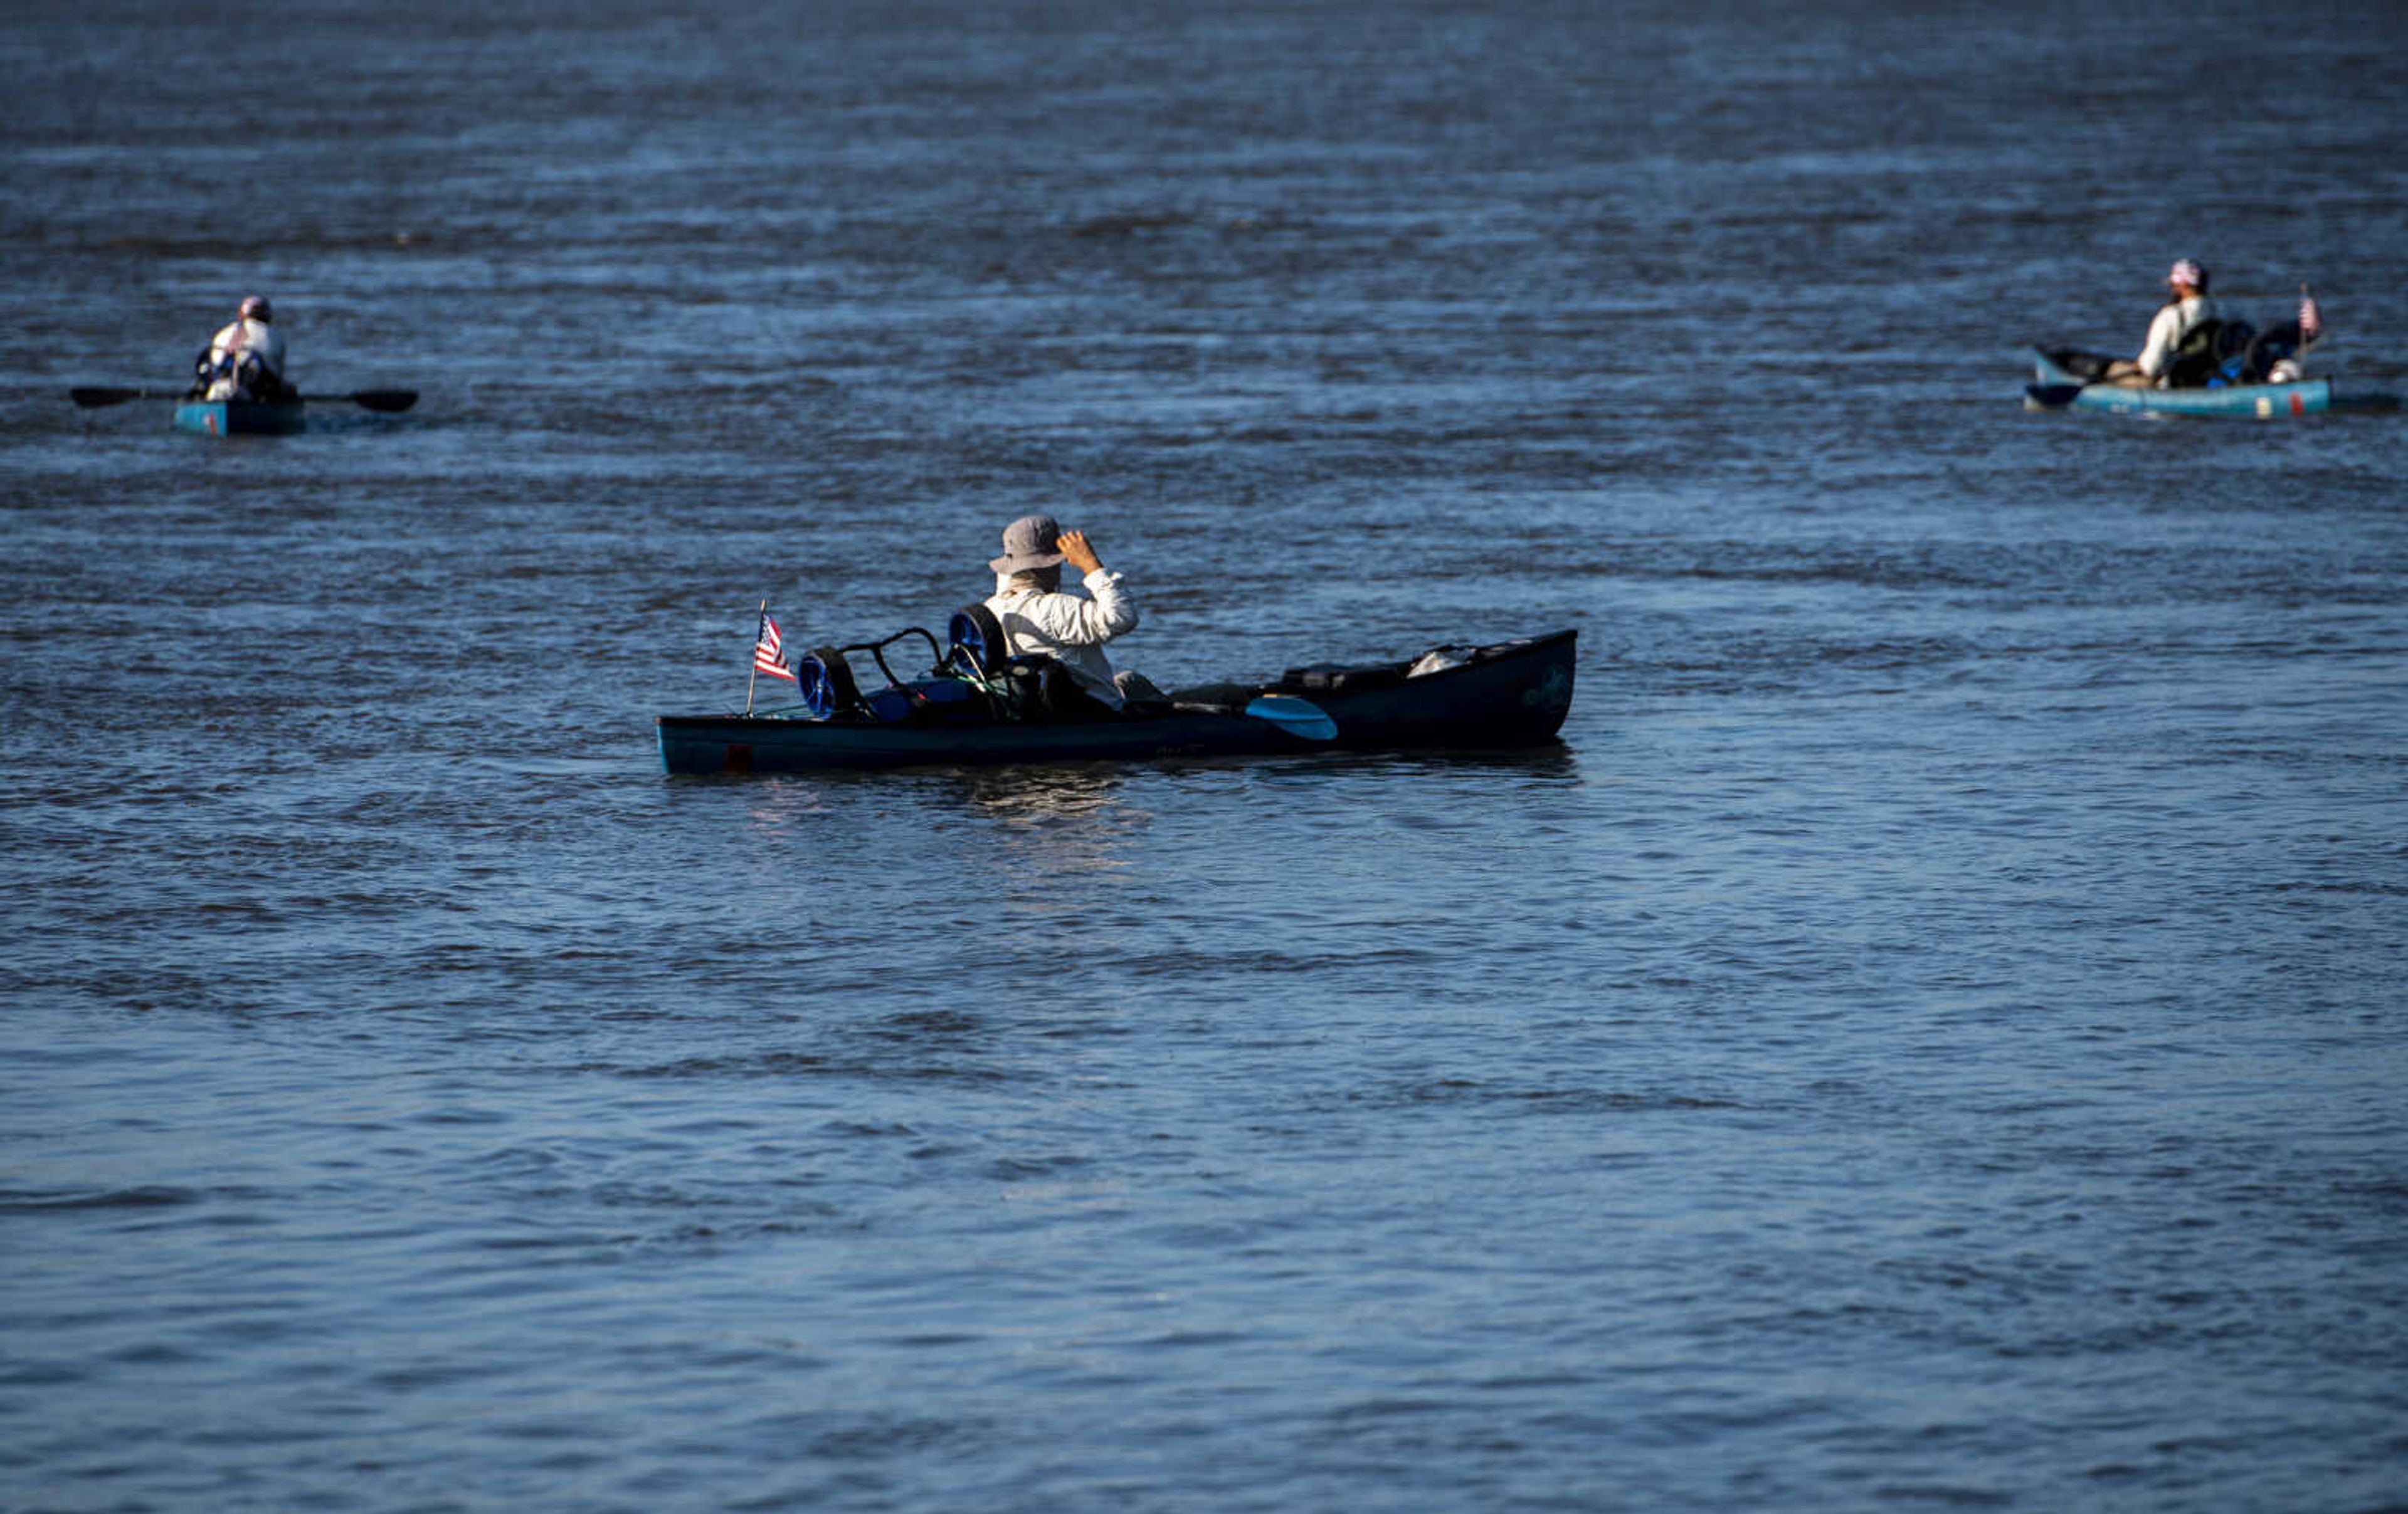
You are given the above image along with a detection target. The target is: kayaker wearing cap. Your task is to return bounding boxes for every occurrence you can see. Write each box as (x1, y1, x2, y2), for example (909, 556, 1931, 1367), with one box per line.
(983, 514, 1158, 710)
(2105, 260, 2216, 387)
(192, 294, 293, 402)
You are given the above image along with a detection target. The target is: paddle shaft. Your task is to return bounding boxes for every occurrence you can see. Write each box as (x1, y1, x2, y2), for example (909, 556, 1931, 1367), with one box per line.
(70, 386, 416, 411)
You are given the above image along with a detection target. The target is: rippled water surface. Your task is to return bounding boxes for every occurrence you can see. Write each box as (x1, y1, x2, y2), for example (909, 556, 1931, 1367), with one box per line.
(6, 1, 2407, 1509)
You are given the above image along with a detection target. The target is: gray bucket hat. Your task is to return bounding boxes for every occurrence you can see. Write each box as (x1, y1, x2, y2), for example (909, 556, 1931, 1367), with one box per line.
(990, 513, 1067, 574)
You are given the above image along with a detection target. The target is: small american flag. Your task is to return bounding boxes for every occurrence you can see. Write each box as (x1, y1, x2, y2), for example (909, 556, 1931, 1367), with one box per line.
(2299, 293, 2323, 345)
(754, 610, 796, 682)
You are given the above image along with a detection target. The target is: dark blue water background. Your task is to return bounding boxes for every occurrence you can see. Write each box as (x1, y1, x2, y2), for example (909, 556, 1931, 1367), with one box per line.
(5, 1, 2405, 1508)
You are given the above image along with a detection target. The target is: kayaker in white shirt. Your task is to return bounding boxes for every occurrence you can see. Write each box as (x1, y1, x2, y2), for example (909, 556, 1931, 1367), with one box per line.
(193, 295, 292, 401)
(982, 513, 1158, 711)
(2106, 260, 2216, 387)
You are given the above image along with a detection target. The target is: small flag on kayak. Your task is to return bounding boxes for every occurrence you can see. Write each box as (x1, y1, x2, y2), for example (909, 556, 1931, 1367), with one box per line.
(2299, 292, 2323, 345)
(754, 610, 796, 682)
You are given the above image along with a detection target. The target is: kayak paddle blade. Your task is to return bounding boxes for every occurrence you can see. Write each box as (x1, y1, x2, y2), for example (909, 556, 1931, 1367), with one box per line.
(70, 386, 154, 408)
(1244, 695, 1338, 741)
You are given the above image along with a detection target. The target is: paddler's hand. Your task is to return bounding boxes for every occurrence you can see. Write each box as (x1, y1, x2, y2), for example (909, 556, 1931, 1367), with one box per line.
(1059, 529, 1103, 574)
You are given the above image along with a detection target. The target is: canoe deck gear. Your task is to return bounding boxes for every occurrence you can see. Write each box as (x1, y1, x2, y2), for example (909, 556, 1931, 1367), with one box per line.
(785, 607, 1157, 733)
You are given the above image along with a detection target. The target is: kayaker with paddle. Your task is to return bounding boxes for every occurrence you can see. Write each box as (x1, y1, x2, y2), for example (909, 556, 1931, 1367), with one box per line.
(2104, 260, 2216, 388)
(983, 514, 1163, 710)
(191, 295, 293, 403)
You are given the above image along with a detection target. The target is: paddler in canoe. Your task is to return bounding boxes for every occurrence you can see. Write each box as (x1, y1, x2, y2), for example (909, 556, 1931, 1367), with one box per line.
(188, 294, 296, 403)
(67, 300, 416, 419)
(2100, 258, 2217, 388)
(2032, 258, 2331, 401)
(658, 519, 1579, 772)
(980, 513, 1168, 712)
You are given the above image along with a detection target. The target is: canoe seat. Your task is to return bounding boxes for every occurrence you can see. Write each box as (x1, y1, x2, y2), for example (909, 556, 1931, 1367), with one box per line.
(2166, 319, 2253, 388)
(947, 604, 1012, 679)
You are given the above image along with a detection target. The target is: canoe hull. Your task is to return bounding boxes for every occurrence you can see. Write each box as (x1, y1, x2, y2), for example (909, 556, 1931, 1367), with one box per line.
(658, 629, 1577, 775)
(2022, 348, 2399, 418)
(661, 708, 1311, 773)
(172, 399, 307, 436)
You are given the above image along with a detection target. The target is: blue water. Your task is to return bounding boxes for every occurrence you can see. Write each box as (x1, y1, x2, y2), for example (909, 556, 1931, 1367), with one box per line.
(5, 1, 2407, 1508)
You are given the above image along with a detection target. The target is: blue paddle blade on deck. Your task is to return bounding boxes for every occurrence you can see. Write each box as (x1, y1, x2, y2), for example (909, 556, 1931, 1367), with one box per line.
(1244, 695, 1338, 741)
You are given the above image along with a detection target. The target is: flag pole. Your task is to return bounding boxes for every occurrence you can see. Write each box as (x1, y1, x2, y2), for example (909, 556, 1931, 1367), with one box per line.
(746, 598, 764, 716)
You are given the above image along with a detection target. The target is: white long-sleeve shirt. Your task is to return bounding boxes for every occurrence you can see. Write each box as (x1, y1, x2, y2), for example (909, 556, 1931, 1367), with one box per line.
(203, 317, 289, 400)
(985, 568, 1140, 707)
(2135, 294, 2214, 381)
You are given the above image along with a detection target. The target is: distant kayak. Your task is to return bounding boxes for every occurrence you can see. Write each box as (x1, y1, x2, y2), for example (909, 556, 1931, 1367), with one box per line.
(171, 397, 307, 436)
(2023, 348, 2398, 419)
(658, 625, 1577, 775)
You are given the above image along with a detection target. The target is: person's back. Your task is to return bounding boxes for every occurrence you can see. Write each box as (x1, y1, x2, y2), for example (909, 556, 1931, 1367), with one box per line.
(196, 295, 291, 401)
(980, 514, 1152, 711)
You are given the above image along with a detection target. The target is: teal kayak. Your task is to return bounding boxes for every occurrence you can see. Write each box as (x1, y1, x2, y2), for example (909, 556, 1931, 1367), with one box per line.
(2024, 348, 2397, 418)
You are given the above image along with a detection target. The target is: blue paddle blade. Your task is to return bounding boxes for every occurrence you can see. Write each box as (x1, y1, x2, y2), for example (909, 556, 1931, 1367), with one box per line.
(1244, 695, 1338, 741)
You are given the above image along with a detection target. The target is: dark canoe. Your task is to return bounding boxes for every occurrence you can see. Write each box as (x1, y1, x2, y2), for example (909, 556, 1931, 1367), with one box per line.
(172, 398, 307, 436)
(2024, 347, 2399, 418)
(658, 628, 1577, 775)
